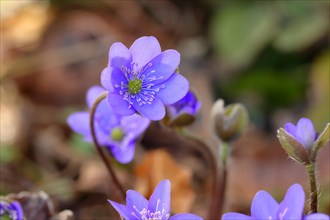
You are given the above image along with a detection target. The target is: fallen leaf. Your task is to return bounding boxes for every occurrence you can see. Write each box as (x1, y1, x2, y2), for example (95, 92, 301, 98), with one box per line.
(134, 149, 195, 214)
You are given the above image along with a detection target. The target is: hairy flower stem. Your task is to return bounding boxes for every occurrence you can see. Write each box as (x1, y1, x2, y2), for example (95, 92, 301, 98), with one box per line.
(90, 92, 125, 201)
(208, 143, 229, 219)
(179, 129, 218, 220)
(306, 163, 318, 213)
(209, 142, 229, 219)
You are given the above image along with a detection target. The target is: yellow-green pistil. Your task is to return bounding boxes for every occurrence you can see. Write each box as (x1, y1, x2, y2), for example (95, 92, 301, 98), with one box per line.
(128, 79, 142, 94)
(111, 127, 125, 141)
(1, 213, 11, 220)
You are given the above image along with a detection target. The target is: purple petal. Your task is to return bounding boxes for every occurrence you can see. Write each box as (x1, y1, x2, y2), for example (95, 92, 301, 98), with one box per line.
(148, 179, 171, 215)
(10, 201, 24, 220)
(295, 118, 316, 148)
(100, 67, 114, 92)
(129, 36, 161, 68)
(126, 190, 148, 218)
(109, 66, 129, 92)
(251, 190, 279, 219)
(95, 100, 119, 126)
(142, 49, 180, 85)
(304, 213, 330, 220)
(108, 42, 132, 68)
(90, 114, 113, 147)
(108, 200, 135, 220)
(156, 73, 189, 105)
(222, 213, 252, 220)
(170, 213, 203, 220)
(277, 183, 305, 220)
(86, 85, 106, 108)
(167, 91, 201, 118)
(107, 92, 136, 116)
(121, 114, 150, 138)
(67, 112, 90, 136)
(111, 142, 135, 164)
(179, 100, 201, 116)
(132, 96, 165, 120)
(284, 123, 297, 137)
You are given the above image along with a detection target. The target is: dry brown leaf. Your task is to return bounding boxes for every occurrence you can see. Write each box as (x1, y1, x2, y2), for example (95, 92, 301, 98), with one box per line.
(134, 149, 195, 213)
(76, 159, 109, 194)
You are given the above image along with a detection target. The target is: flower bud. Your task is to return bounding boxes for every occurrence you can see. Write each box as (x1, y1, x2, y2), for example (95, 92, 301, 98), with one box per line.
(277, 118, 329, 164)
(211, 99, 249, 142)
(165, 90, 201, 127)
(277, 128, 310, 164)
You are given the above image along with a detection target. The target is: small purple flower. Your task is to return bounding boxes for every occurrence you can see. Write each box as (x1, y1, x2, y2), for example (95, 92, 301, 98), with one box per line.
(108, 179, 203, 220)
(167, 90, 201, 119)
(101, 36, 189, 121)
(284, 118, 317, 149)
(67, 86, 150, 164)
(222, 183, 329, 220)
(0, 200, 24, 220)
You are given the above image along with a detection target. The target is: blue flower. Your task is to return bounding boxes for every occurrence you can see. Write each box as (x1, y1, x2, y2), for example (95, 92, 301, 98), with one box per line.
(67, 86, 150, 164)
(108, 179, 203, 220)
(222, 183, 329, 220)
(101, 36, 189, 121)
(0, 200, 24, 220)
(167, 90, 201, 119)
(284, 118, 317, 149)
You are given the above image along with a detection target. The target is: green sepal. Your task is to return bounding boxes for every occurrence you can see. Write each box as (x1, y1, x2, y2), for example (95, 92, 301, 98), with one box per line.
(211, 99, 249, 142)
(277, 128, 310, 164)
(167, 113, 196, 127)
(310, 123, 330, 162)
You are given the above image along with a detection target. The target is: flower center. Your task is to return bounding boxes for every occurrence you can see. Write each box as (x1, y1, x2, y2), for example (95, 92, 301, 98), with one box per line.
(111, 127, 124, 141)
(116, 63, 167, 108)
(128, 79, 142, 94)
(1, 213, 12, 220)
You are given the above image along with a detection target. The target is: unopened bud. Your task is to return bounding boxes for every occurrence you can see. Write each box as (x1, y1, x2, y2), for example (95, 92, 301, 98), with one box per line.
(277, 118, 329, 164)
(211, 99, 249, 142)
(277, 128, 310, 164)
(165, 90, 201, 127)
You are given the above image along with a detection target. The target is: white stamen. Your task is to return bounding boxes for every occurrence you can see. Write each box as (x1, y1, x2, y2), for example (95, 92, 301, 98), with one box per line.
(279, 207, 288, 220)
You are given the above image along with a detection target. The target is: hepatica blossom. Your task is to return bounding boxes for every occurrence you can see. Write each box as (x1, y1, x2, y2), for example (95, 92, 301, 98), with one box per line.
(284, 118, 317, 149)
(101, 36, 189, 121)
(108, 179, 203, 220)
(67, 86, 150, 164)
(277, 118, 330, 164)
(167, 90, 201, 119)
(222, 183, 330, 220)
(0, 200, 24, 220)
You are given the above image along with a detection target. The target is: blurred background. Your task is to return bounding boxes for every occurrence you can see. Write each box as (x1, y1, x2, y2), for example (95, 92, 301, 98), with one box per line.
(1, 0, 329, 219)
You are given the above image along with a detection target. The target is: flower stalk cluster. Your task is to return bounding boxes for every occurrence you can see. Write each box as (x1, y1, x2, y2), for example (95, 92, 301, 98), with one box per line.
(67, 36, 202, 218)
(66, 36, 330, 220)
